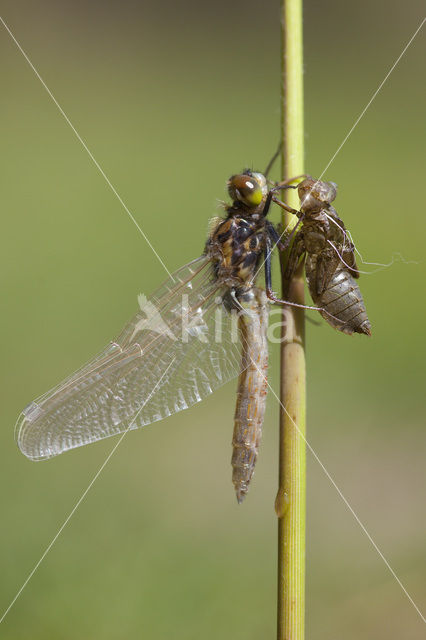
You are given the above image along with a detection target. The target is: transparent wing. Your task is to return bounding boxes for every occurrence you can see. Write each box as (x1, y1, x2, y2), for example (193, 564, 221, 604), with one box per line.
(16, 256, 244, 461)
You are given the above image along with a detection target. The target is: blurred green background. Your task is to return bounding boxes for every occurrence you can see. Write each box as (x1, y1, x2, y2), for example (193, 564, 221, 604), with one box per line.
(1, 1, 425, 638)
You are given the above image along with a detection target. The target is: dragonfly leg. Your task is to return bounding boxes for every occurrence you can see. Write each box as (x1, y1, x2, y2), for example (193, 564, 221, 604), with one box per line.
(271, 196, 300, 216)
(275, 174, 308, 188)
(264, 237, 306, 309)
(262, 192, 300, 218)
(266, 214, 305, 256)
(264, 235, 344, 322)
(264, 141, 282, 177)
(264, 233, 304, 309)
(266, 287, 346, 324)
(266, 289, 322, 312)
(264, 234, 274, 290)
(265, 221, 287, 251)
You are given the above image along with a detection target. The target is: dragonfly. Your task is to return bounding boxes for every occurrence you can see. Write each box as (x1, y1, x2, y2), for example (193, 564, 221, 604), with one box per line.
(15, 170, 369, 502)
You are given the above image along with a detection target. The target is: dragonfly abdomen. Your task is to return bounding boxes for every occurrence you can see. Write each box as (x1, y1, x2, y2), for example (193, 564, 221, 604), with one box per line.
(231, 289, 269, 503)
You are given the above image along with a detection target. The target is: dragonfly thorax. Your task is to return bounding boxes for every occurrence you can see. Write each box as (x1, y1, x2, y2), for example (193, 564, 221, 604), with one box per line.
(207, 215, 266, 290)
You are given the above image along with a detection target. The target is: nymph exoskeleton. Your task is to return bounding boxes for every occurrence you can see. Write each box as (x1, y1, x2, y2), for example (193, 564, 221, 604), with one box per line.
(266, 176, 371, 336)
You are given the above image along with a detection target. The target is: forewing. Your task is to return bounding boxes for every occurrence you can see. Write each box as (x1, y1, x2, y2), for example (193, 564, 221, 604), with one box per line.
(16, 257, 243, 460)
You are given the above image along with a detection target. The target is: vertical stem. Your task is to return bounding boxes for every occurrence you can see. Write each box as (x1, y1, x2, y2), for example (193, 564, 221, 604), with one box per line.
(276, 1, 306, 639)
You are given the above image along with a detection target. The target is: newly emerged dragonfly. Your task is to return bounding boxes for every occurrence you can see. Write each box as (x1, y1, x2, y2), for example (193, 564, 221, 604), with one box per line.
(16, 170, 370, 502)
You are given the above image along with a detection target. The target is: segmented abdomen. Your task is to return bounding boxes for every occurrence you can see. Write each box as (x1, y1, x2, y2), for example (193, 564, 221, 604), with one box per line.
(306, 258, 371, 335)
(231, 288, 269, 503)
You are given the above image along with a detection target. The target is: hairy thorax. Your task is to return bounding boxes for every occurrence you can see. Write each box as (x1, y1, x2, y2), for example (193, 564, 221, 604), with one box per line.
(207, 214, 266, 289)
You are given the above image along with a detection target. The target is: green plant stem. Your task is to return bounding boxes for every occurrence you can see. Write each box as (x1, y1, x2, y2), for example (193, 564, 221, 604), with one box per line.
(276, 1, 306, 639)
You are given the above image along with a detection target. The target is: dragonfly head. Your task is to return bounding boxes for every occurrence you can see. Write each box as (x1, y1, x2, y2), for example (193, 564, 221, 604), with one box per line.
(297, 177, 337, 213)
(227, 171, 268, 209)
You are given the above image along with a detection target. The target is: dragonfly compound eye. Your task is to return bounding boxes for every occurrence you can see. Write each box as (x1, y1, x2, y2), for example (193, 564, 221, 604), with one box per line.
(228, 174, 263, 207)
